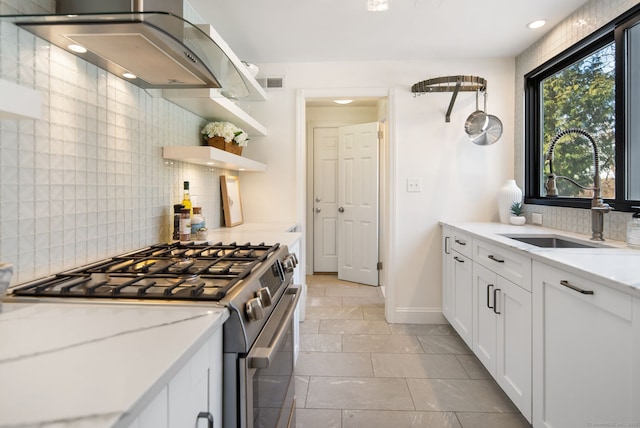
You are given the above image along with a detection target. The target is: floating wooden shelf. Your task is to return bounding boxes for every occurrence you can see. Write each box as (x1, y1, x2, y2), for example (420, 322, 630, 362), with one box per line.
(163, 146, 266, 172)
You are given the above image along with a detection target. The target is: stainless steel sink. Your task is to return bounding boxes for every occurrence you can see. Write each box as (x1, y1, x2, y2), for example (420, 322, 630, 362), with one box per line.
(500, 234, 612, 249)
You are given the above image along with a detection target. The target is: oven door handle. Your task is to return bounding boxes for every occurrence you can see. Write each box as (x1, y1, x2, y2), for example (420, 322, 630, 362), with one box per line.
(248, 285, 301, 369)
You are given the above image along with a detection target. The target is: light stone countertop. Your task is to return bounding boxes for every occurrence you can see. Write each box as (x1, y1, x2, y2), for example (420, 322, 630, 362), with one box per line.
(205, 222, 301, 248)
(0, 302, 229, 428)
(441, 222, 640, 296)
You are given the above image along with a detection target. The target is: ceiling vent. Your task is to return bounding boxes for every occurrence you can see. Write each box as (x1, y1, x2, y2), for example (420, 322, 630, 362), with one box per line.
(256, 77, 285, 89)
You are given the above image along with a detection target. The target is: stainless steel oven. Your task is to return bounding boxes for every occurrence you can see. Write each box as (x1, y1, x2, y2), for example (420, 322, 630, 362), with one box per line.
(241, 285, 299, 428)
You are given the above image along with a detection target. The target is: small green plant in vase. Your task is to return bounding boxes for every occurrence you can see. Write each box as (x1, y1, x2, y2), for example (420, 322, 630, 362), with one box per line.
(509, 201, 526, 225)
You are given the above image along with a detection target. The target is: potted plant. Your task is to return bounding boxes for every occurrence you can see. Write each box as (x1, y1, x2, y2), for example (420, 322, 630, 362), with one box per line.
(509, 201, 526, 225)
(201, 121, 249, 156)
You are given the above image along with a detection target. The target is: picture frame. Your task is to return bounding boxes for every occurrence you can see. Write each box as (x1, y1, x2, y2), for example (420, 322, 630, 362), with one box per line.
(220, 175, 244, 227)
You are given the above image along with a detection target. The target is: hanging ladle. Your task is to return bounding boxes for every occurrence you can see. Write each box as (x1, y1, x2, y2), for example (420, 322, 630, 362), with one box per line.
(464, 91, 503, 146)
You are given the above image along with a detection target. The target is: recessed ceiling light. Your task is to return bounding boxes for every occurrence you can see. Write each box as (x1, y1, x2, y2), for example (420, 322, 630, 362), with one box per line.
(527, 20, 546, 29)
(122, 72, 137, 79)
(334, 99, 354, 105)
(68, 44, 87, 53)
(367, 0, 389, 12)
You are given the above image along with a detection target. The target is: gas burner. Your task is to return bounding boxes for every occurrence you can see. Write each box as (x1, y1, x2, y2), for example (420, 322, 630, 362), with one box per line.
(9, 241, 283, 302)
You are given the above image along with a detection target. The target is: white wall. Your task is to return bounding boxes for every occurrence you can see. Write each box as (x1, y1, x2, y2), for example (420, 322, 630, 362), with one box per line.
(240, 59, 515, 323)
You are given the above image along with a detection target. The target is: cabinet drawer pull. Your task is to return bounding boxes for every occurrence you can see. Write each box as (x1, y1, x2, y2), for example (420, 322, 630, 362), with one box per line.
(453, 256, 465, 263)
(488, 254, 505, 263)
(560, 280, 594, 295)
(454, 239, 467, 246)
(486, 284, 494, 309)
(493, 288, 501, 314)
(197, 411, 214, 428)
(444, 236, 450, 254)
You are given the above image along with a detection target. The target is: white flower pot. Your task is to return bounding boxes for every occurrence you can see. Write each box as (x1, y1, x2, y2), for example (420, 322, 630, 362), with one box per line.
(510, 216, 526, 226)
(498, 179, 523, 224)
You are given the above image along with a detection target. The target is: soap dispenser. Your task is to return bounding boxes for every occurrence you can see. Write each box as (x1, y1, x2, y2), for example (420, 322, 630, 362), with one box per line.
(627, 207, 640, 249)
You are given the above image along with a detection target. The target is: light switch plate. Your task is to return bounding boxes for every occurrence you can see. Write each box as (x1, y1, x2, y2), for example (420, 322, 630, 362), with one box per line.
(407, 178, 422, 192)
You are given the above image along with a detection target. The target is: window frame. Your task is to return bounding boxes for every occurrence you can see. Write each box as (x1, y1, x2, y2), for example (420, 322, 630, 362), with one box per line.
(524, 4, 640, 212)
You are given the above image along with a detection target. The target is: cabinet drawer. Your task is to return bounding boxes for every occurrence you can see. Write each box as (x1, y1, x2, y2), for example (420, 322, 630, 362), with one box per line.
(534, 261, 633, 321)
(474, 239, 531, 291)
(451, 230, 473, 258)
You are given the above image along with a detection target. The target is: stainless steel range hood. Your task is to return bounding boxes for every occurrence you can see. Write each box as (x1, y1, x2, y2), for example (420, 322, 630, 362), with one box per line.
(0, 0, 249, 96)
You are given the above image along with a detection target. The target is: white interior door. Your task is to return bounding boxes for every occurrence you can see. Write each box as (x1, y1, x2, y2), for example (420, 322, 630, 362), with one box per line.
(338, 122, 379, 286)
(313, 127, 339, 272)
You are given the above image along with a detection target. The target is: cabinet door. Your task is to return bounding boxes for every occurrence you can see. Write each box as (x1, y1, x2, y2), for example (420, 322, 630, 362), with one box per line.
(169, 340, 210, 428)
(451, 252, 473, 347)
(208, 329, 224, 427)
(472, 262, 498, 375)
(441, 227, 453, 321)
(533, 261, 638, 428)
(126, 386, 169, 428)
(496, 276, 531, 422)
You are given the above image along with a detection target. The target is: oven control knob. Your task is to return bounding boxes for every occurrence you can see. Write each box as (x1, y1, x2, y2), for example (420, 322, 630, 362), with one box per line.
(257, 287, 272, 307)
(282, 254, 297, 273)
(246, 297, 264, 321)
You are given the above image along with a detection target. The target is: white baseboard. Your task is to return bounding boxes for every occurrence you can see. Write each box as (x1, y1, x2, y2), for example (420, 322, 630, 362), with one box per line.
(387, 307, 447, 324)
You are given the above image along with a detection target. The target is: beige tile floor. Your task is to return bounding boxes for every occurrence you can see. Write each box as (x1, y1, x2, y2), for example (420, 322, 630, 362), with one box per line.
(295, 275, 532, 428)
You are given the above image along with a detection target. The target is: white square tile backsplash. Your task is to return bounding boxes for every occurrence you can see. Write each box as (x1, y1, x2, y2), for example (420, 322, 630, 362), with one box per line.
(515, 0, 640, 242)
(0, 0, 225, 284)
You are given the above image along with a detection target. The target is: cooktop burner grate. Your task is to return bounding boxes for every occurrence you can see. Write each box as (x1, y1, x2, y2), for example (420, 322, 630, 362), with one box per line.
(10, 242, 281, 301)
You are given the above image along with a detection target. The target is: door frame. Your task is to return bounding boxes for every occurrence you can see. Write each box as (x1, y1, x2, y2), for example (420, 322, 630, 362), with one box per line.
(295, 88, 398, 320)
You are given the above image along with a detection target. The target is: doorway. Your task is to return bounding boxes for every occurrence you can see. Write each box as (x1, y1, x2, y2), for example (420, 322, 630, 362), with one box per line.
(306, 99, 384, 286)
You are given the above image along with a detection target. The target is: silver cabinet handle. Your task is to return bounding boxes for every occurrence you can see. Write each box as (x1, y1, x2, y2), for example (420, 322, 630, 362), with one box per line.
(453, 256, 464, 263)
(197, 411, 214, 428)
(488, 255, 505, 263)
(315, 207, 321, 213)
(444, 236, 450, 254)
(338, 207, 344, 212)
(560, 280, 594, 295)
(454, 239, 466, 246)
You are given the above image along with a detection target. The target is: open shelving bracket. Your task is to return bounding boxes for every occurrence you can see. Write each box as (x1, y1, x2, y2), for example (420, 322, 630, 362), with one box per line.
(411, 75, 487, 122)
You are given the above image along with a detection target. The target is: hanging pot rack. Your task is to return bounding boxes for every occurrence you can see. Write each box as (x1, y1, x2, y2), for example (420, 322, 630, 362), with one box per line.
(411, 75, 487, 122)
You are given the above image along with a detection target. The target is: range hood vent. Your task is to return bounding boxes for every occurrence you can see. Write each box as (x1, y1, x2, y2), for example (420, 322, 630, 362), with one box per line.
(0, 0, 249, 96)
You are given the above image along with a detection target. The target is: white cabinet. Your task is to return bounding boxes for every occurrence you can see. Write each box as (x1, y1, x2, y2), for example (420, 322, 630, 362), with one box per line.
(442, 226, 473, 347)
(127, 328, 223, 428)
(532, 261, 640, 428)
(442, 226, 531, 421)
(473, 262, 531, 421)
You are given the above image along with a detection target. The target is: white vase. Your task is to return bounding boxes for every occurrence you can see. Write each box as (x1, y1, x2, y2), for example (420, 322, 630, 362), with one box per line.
(498, 179, 523, 224)
(510, 216, 526, 226)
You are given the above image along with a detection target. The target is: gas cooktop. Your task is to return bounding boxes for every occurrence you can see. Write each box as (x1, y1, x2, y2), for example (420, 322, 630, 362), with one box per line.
(10, 242, 283, 302)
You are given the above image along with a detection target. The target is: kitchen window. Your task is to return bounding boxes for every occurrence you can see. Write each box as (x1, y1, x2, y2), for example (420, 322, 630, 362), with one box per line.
(524, 5, 640, 212)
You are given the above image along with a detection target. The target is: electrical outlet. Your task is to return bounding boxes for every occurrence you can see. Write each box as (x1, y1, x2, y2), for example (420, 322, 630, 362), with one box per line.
(407, 178, 422, 192)
(532, 212, 543, 225)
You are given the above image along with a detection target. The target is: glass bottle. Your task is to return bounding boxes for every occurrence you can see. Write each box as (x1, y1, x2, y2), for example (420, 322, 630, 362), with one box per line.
(173, 204, 184, 241)
(191, 207, 205, 237)
(627, 207, 640, 249)
(179, 208, 191, 241)
(181, 181, 192, 215)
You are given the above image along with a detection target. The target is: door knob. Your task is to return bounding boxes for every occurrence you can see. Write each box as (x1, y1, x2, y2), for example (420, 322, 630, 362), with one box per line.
(315, 197, 321, 202)
(338, 207, 344, 213)
(315, 208, 321, 213)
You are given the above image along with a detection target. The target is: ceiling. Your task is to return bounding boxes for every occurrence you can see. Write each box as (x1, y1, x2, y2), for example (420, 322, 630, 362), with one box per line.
(188, 0, 591, 64)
